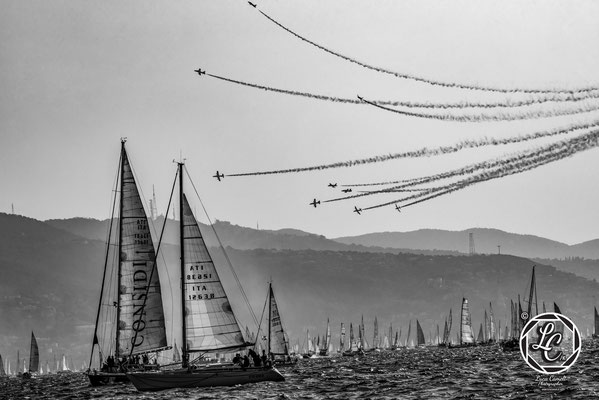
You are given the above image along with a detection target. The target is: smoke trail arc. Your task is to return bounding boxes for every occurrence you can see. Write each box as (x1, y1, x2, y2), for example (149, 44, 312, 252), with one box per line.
(205, 72, 599, 109)
(360, 129, 599, 211)
(255, 8, 599, 95)
(357, 96, 599, 123)
(225, 120, 599, 178)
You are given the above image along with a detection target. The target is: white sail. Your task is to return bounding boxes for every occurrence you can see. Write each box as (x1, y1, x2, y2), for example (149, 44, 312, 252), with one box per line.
(268, 283, 289, 356)
(460, 298, 475, 344)
(182, 195, 246, 352)
(118, 150, 167, 356)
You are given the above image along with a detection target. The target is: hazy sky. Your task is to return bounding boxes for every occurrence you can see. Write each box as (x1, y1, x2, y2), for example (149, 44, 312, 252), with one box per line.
(2, 1, 599, 244)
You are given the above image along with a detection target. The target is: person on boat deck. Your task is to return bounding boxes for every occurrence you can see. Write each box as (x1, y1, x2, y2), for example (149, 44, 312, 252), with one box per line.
(248, 349, 261, 367)
(242, 355, 250, 369)
(260, 350, 268, 367)
(232, 353, 241, 366)
(142, 354, 149, 365)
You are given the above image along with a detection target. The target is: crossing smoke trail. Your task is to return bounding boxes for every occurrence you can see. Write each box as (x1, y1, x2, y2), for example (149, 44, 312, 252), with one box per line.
(226, 120, 599, 177)
(255, 8, 599, 95)
(360, 129, 599, 211)
(357, 96, 599, 123)
(204, 72, 599, 109)
(325, 128, 599, 204)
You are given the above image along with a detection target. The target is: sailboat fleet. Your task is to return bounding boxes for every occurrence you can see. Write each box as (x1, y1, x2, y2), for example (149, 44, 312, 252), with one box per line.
(6, 141, 599, 390)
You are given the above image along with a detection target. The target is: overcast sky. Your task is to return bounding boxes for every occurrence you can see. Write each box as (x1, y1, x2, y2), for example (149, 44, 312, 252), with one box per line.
(2, 0, 599, 244)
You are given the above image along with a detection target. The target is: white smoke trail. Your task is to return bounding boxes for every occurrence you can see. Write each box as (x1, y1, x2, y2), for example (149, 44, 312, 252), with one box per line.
(206, 72, 599, 109)
(361, 129, 599, 211)
(256, 8, 599, 95)
(358, 96, 599, 123)
(226, 119, 599, 177)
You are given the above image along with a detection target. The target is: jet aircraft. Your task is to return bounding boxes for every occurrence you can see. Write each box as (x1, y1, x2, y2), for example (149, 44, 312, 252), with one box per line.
(213, 171, 224, 181)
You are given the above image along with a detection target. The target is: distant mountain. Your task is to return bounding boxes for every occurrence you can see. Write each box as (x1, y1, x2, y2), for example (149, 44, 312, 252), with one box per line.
(3, 212, 599, 370)
(0, 213, 104, 370)
(333, 228, 599, 260)
(45, 217, 459, 256)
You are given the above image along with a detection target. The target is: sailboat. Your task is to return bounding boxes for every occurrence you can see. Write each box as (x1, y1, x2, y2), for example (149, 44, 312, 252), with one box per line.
(87, 140, 169, 385)
(318, 319, 331, 356)
(126, 161, 284, 391)
(22, 332, 39, 379)
(263, 281, 296, 366)
(415, 320, 425, 347)
(458, 298, 475, 347)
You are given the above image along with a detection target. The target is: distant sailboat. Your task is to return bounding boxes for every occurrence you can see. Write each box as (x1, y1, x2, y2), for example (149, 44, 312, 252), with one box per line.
(0, 354, 5, 377)
(594, 307, 599, 338)
(459, 298, 475, 346)
(339, 323, 346, 353)
(22, 332, 39, 379)
(265, 281, 295, 365)
(405, 320, 412, 348)
(319, 318, 331, 356)
(416, 321, 425, 347)
(126, 161, 284, 391)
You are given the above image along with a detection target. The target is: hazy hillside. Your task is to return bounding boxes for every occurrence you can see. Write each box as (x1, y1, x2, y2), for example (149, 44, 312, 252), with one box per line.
(3, 212, 599, 370)
(45, 217, 459, 256)
(0, 213, 104, 370)
(334, 228, 599, 259)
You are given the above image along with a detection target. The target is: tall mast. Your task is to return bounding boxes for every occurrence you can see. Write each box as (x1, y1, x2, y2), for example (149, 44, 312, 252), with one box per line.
(115, 139, 126, 359)
(268, 281, 272, 356)
(179, 161, 187, 368)
(527, 266, 536, 319)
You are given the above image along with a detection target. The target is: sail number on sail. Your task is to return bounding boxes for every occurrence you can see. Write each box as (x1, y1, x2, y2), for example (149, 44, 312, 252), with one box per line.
(187, 264, 216, 300)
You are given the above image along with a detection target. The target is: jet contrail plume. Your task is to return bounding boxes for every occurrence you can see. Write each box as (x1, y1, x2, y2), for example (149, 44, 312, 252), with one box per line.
(256, 9, 599, 95)
(361, 129, 599, 211)
(358, 95, 599, 123)
(342, 119, 599, 187)
(203, 71, 599, 109)
(227, 119, 599, 178)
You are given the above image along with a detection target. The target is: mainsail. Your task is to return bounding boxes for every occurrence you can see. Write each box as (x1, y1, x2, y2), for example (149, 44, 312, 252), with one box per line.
(373, 317, 379, 348)
(340, 323, 345, 351)
(460, 298, 475, 344)
(489, 303, 496, 341)
(406, 320, 412, 347)
(477, 323, 484, 343)
(268, 282, 289, 356)
(118, 148, 167, 356)
(29, 332, 39, 373)
(0, 354, 5, 376)
(595, 307, 599, 336)
(416, 320, 425, 346)
(182, 194, 246, 352)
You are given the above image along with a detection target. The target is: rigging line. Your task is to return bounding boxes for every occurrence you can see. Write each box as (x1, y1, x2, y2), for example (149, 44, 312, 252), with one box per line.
(357, 95, 599, 122)
(253, 289, 269, 352)
(183, 166, 261, 329)
(129, 167, 180, 358)
(204, 72, 599, 109)
(227, 119, 599, 178)
(362, 129, 599, 211)
(254, 7, 599, 95)
(89, 149, 122, 369)
(332, 129, 595, 205)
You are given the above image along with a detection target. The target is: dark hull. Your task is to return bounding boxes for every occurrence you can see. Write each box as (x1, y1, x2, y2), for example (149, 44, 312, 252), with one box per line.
(127, 366, 285, 391)
(87, 372, 130, 386)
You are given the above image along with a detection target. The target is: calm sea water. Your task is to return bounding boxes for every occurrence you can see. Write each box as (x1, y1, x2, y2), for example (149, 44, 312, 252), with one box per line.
(3, 341, 599, 400)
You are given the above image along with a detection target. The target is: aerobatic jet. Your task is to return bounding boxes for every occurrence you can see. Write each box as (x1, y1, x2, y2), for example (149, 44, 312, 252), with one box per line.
(194, 68, 206, 75)
(353, 206, 362, 215)
(328, 183, 338, 188)
(395, 204, 401, 212)
(248, 1, 257, 7)
(342, 188, 352, 193)
(213, 171, 224, 181)
(310, 199, 320, 208)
